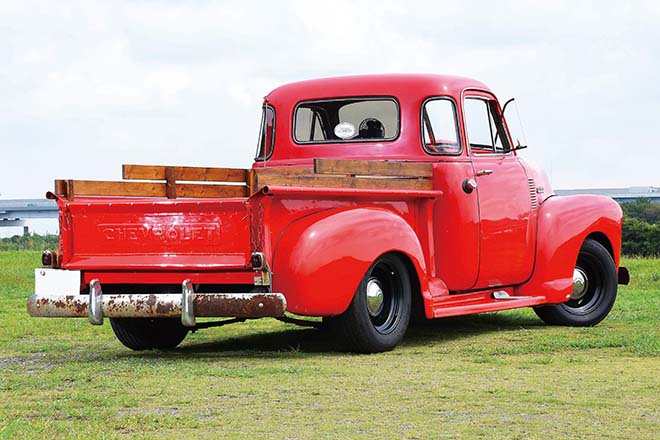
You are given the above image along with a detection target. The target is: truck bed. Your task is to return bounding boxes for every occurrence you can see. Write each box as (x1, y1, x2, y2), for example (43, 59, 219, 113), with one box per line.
(49, 160, 436, 287)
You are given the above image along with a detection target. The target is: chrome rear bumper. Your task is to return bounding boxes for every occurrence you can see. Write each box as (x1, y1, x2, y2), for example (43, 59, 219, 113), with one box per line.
(27, 278, 286, 327)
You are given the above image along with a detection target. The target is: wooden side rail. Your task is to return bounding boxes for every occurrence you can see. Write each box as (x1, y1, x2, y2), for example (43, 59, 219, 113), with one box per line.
(53, 160, 434, 200)
(122, 164, 247, 182)
(254, 159, 433, 191)
(54, 165, 251, 201)
(314, 159, 433, 178)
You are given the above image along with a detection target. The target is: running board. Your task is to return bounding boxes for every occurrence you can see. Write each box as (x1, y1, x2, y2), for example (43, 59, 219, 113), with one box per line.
(430, 289, 546, 318)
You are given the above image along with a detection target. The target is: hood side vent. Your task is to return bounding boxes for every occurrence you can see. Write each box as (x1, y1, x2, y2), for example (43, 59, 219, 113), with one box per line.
(529, 178, 538, 209)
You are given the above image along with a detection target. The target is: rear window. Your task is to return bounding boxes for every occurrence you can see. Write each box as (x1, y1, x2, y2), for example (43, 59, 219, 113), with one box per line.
(294, 98, 399, 144)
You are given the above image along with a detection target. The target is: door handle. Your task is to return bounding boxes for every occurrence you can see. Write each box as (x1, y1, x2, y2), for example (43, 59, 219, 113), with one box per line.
(475, 169, 493, 177)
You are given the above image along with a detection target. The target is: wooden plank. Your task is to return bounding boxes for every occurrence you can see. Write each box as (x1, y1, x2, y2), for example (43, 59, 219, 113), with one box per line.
(176, 166, 247, 182)
(55, 180, 248, 198)
(256, 174, 432, 191)
(123, 164, 248, 182)
(165, 167, 177, 199)
(69, 180, 166, 198)
(66, 180, 75, 201)
(176, 184, 248, 198)
(314, 159, 433, 178)
(254, 167, 314, 176)
(122, 165, 166, 180)
(247, 169, 256, 195)
(54, 180, 67, 197)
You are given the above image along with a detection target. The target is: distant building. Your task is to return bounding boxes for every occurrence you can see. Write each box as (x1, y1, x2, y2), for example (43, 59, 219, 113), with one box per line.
(556, 186, 660, 203)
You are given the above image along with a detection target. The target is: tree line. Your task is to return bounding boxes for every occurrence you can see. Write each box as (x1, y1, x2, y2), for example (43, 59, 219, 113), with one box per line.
(0, 233, 58, 251)
(621, 198, 660, 257)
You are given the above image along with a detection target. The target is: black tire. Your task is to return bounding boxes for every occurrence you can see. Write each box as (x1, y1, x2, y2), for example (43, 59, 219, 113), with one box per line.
(110, 318, 188, 351)
(328, 254, 412, 353)
(534, 239, 617, 327)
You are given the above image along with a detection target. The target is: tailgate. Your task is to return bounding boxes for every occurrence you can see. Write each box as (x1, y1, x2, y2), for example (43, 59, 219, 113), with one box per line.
(59, 197, 250, 271)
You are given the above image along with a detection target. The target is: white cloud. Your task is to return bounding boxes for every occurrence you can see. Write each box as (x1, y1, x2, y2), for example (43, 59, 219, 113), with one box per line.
(1, 0, 659, 205)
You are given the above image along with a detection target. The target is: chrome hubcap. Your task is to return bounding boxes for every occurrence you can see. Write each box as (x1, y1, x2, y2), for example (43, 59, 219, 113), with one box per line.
(571, 268, 588, 300)
(366, 278, 385, 317)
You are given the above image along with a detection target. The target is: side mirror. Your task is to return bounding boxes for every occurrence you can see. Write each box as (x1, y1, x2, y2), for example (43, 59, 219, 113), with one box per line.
(502, 98, 529, 152)
(502, 98, 515, 115)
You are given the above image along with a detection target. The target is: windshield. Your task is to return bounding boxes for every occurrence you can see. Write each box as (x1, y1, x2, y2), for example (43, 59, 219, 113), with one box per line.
(294, 98, 399, 144)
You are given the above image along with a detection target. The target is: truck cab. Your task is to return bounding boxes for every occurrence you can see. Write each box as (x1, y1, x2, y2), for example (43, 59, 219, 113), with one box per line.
(28, 74, 628, 353)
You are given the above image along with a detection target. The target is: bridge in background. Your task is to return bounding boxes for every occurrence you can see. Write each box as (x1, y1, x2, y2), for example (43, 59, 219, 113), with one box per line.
(0, 199, 57, 232)
(1, 186, 658, 232)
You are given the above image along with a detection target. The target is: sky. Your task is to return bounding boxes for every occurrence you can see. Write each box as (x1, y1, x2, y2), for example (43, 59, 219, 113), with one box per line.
(1, 0, 660, 233)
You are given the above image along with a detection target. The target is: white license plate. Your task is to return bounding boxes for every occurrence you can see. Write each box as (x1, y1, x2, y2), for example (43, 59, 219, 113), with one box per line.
(34, 269, 82, 295)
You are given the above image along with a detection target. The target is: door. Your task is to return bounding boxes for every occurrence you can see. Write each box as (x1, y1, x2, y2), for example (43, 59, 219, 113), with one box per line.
(463, 94, 535, 288)
(422, 97, 480, 291)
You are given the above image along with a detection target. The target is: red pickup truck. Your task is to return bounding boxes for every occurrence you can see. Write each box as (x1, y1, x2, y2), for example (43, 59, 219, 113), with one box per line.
(28, 74, 629, 353)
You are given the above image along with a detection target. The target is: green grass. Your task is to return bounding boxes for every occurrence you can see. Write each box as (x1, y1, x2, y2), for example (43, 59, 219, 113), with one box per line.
(1, 252, 659, 439)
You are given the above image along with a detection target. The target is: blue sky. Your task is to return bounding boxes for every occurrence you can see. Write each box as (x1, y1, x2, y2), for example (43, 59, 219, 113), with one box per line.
(1, 0, 659, 208)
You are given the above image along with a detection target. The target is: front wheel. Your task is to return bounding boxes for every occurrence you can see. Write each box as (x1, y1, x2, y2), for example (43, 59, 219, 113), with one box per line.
(534, 239, 617, 327)
(110, 318, 189, 350)
(328, 254, 412, 353)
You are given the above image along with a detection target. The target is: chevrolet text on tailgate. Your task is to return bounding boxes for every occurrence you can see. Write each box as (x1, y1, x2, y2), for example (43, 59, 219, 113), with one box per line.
(28, 74, 630, 353)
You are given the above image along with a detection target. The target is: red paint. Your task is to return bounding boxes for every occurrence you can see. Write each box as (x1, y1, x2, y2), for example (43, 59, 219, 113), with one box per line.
(272, 207, 429, 315)
(50, 74, 622, 321)
(514, 195, 622, 303)
(471, 154, 535, 288)
(58, 197, 251, 271)
(81, 271, 256, 286)
(430, 161, 480, 290)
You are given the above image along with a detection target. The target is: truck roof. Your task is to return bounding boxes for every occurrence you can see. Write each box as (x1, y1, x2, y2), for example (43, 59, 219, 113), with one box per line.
(265, 74, 490, 103)
(259, 74, 494, 165)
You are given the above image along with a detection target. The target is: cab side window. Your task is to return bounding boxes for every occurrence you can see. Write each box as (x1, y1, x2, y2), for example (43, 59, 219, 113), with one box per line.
(256, 106, 275, 159)
(464, 98, 511, 154)
(422, 98, 460, 155)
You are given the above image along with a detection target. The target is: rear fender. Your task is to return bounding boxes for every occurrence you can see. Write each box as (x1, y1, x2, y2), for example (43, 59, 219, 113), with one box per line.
(272, 207, 429, 316)
(515, 195, 622, 302)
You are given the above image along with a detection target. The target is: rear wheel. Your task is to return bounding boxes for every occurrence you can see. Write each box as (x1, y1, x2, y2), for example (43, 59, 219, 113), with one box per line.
(110, 318, 189, 350)
(534, 239, 617, 326)
(328, 254, 412, 353)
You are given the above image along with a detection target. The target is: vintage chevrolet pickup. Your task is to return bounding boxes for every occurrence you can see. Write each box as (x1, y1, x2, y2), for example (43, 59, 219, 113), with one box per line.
(27, 74, 629, 353)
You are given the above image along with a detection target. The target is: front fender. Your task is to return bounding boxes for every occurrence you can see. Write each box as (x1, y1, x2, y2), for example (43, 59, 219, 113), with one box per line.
(272, 207, 428, 316)
(515, 195, 622, 302)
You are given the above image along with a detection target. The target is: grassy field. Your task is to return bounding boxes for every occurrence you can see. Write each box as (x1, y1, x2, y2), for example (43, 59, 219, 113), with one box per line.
(1, 252, 659, 439)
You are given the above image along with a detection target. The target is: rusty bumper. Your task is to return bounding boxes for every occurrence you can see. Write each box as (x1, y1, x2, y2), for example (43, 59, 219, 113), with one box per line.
(27, 278, 286, 327)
